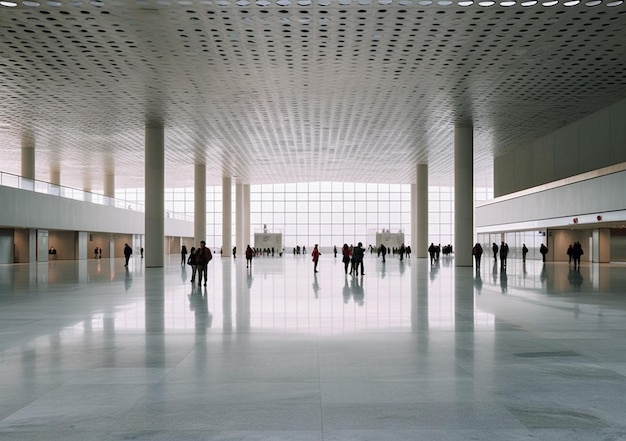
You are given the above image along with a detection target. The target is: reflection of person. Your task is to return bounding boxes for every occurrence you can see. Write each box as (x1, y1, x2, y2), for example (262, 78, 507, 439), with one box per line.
(245, 245, 253, 269)
(311, 244, 321, 273)
(188, 286, 211, 333)
(123, 243, 132, 267)
(473, 273, 482, 295)
(540, 244, 548, 262)
(472, 242, 483, 270)
(351, 276, 364, 306)
(195, 241, 213, 287)
(312, 273, 320, 298)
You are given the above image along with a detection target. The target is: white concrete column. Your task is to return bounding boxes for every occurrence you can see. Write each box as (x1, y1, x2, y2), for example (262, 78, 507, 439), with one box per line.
(145, 125, 165, 268)
(194, 164, 206, 246)
(235, 182, 244, 254)
(411, 183, 417, 254)
(104, 171, 115, 203)
(222, 177, 232, 257)
(21, 133, 35, 181)
(50, 167, 61, 186)
(243, 184, 251, 248)
(416, 164, 428, 258)
(454, 125, 474, 267)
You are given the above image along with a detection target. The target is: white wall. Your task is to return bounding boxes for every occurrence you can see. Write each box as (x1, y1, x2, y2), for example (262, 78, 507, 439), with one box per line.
(476, 168, 626, 232)
(495, 98, 626, 196)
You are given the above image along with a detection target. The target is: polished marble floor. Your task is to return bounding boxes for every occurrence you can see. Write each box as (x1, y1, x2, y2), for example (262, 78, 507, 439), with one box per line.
(1, 253, 626, 440)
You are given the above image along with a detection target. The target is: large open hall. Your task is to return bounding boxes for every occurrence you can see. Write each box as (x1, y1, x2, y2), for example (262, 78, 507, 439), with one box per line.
(1, 254, 626, 439)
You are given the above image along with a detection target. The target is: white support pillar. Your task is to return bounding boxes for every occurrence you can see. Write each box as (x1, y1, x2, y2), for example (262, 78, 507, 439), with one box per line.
(416, 163, 428, 258)
(235, 182, 244, 254)
(50, 167, 61, 186)
(145, 125, 165, 268)
(243, 184, 251, 249)
(454, 125, 474, 267)
(21, 132, 35, 181)
(104, 171, 115, 203)
(194, 164, 206, 247)
(222, 177, 232, 257)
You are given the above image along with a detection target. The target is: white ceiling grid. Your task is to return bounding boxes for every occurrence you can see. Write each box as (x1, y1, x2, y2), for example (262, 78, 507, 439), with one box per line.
(0, 0, 625, 190)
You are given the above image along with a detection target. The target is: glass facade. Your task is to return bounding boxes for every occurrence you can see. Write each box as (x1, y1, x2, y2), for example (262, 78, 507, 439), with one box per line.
(118, 183, 494, 253)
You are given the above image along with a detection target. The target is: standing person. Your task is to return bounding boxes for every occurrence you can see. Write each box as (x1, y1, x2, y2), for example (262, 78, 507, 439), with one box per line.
(380, 244, 387, 263)
(98, 247, 102, 259)
(499, 241, 509, 270)
(341, 243, 351, 275)
(428, 243, 437, 265)
(572, 242, 583, 270)
(472, 242, 483, 270)
(123, 243, 132, 267)
(311, 244, 321, 273)
(181, 245, 187, 265)
(195, 241, 213, 287)
(522, 244, 528, 262)
(187, 246, 197, 284)
(399, 243, 406, 261)
(567, 244, 574, 265)
(140, 247, 144, 258)
(245, 245, 253, 269)
(352, 242, 365, 276)
(334, 245, 337, 258)
(94, 246, 99, 259)
(492, 242, 499, 261)
(540, 243, 548, 262)
(232, 246, 237, 259)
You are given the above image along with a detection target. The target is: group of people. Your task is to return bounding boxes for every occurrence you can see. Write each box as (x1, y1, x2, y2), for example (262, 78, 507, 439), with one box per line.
(184, 241, 213, 286)
(566, 242, 584, 269)
(340, 242, 365, 276)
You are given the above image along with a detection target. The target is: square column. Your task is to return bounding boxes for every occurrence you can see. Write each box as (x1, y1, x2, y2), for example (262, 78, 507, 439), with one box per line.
(194, 164, 206, 246)
(145, 125, 164, 268)
(222, 177, 232, 257)
(454, 125, 474, 267)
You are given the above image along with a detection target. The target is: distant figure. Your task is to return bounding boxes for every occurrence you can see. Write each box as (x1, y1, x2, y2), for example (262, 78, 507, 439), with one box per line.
(94, 246, 99, 259)
(99, 247, 102, 259)
(499, 241, 509, 270)
(341, 243, 351, 275)
(195, 241, 213, 287)
(428, 243, 437, 265)
(492, 243, 498, 261)
(399, 243, 406, 261)
(472, 242, 483, 270)
(572, 241, 584, 270)
(140, 247, 144, 258)
(311, 244, 321, 273)
(245, 245, 253, 269)
(406, 245, 411, 258)
(567, 244, 574, 265)
(380, 244, 387, 263)
(352, 242, 365, 276)
(123, 243, 132, 267)
(233, 246, 237, 259)
(522, 244, 528, 262)
(540, 243, 549, 262)
(334, 245, 337, 258)
(187, 246, 197, 283)
(181, 245, 187, 265)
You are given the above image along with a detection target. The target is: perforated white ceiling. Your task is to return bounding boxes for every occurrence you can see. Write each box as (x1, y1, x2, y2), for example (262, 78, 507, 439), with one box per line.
(1, 0, 625, 190)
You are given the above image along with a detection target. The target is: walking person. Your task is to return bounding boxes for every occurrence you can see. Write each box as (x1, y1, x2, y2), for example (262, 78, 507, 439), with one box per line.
(428, 242, 436, 265)
(567, 244, 574, 265)
(380, 244, 387, 263)
(311, 244, 321, 273)
(572, 242, 584, 270)
(352, 242, 365, 276)
(499, 241, 509, 270)
(123, 243, 132, 267)
(341, 244, 351, 275)
(181, 245, 187, 265)
(187, 246, 197, 284)
(472, 242, 483, 270)
(195, 241, 213, 287)
(522, 244, 528, 262)
(540, 243, 549, 262)
(245, 245, 253, 269)
(492, 242, 499, 261)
